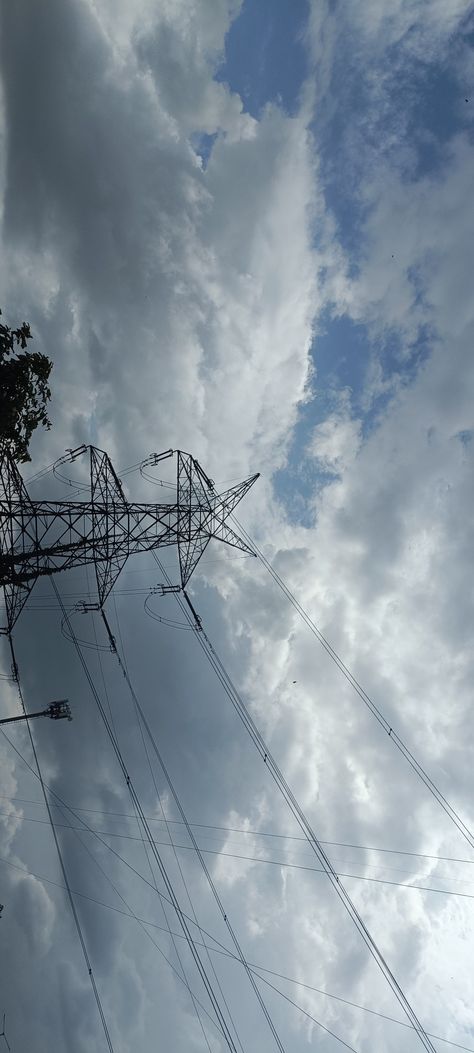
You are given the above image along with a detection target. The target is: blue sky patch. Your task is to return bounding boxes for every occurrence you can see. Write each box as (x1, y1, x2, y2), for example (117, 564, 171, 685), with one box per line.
(191, 130, 219, 168)
(273, 314, 370, 524)
(272, 311, 434, 522)
(218, 0, 309, 117)
(311, 16, 474, 257)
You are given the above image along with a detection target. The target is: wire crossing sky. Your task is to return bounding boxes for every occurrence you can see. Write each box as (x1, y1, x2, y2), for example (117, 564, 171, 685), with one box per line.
(1, 1, 474, 1051)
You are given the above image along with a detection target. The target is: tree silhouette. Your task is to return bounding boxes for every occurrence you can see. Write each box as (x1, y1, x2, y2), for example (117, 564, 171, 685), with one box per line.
(0, 310, 53, 462)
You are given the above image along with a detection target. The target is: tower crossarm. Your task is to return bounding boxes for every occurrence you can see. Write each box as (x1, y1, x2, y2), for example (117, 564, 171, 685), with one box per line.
(0, 445, 259, 632)
(1, 500, 183, 582)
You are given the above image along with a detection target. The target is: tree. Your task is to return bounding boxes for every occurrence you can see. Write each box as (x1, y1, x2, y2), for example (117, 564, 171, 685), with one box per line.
(0, 309, 53, 462)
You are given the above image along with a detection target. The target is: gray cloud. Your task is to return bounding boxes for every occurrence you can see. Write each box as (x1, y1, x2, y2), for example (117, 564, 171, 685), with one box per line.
(1, 1, 473, 1051)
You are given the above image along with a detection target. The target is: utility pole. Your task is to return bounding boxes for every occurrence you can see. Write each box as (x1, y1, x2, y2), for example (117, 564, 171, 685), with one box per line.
(0, 445, 259, 632)
(0, 699, 72, 725)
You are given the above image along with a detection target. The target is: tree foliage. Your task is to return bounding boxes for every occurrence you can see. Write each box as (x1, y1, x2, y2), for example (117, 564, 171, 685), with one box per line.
(0, 310, 53, 462)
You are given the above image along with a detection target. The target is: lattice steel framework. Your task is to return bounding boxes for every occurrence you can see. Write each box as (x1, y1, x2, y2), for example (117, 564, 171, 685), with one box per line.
(0, 445, 259, 632)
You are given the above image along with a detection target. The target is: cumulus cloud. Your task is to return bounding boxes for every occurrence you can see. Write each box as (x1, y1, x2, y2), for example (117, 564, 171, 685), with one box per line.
(0, 0, 320, 484)
(308, 403, 362, 475)
(1, 0, 473, 1051)
(11, 871, 56, 955)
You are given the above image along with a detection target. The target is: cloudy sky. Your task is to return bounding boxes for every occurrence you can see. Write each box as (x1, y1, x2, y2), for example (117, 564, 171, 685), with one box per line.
(1, 1, 474, 1050)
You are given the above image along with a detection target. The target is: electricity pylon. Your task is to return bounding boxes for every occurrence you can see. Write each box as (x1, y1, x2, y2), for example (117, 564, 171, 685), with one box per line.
(0, 445, 258, 632)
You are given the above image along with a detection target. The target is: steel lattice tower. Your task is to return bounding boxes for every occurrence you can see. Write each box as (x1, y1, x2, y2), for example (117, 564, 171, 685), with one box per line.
(0, 445, 259, 632)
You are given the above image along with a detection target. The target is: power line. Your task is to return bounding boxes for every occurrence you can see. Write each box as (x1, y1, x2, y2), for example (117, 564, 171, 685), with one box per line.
(51, 579, 242, 1053)
(6, 634, 115, 1053)
(234, 517, 474, 853)
(108, 602, 245, 1053)
(5, 726, 470, 1053)
(0, 834, 229, 1047)
(0, 850, 362, 1053)
(1, 729, 361, 1053)
(2, 793, 472, 868)
(4, 809, 474, 899)
(22, 553, 252, 609)
(90, 588, 216, 1053)
(103, 605, 223, 1053)
(0, 851, 470, 1053)
(153, 556, 438, 1053)
(1, 450, 454, 1051)
(100, 606, 287, 1053)
(0, 614, 450, 1053)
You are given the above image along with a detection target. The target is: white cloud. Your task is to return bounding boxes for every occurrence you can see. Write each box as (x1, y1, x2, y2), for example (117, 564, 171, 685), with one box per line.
(205, 6, 474, 1048)
(0, 0, 323, 487)
(1, 0, 474, 1050)
(11, 872, 56, 956)
(344, 0, 471, 57)
(307, 0, 473, 98)
(135, 0, 251, 140)
(308, 405, 362, 475)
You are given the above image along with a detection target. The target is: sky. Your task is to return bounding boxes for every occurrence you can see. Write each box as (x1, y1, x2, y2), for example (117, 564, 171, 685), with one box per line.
(1, 1, 474, 1050)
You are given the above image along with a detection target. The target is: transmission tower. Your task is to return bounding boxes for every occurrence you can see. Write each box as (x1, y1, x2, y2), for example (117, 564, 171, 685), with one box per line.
(0, 445, 259, 633)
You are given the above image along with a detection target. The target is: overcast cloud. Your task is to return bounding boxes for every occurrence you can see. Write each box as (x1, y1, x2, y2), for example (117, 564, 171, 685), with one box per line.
(1, 1, 474, 1051)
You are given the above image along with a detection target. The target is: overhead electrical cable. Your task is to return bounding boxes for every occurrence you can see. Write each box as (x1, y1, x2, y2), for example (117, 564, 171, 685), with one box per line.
(6, 634, 115, 1053)
(1, 727, 359, 1053)
(1, 606, 442, 1048)
(232, 963, 472, 1053)
(2, 793, 472, 868)
(108, 605, 245, 1053)
(64, 766, 214, 1053)
(3, 734, 468, 1053)
(153, 556, 438, 1053)
(100, 606, 287, 1053)
(0, 855, 469, 1053)
(1, 728, 222, 925)
(24, 458, 58, 485)
(233, 516, 474, 853)
(0, 849, 361, 1053)
(50, 580, 242, 1053)
(4, 810, 474, 899)
(1, 449, 451, 1050)
(109, 593, 231, 1053)
(105, 615, 230, 1053)
(90, 601, 216, 1053)
(0, 832, 228, 1047)
(89, 576, 120, 749)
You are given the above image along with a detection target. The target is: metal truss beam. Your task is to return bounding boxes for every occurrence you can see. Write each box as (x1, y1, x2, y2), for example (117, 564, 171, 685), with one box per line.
(0, 445, 258, 632)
